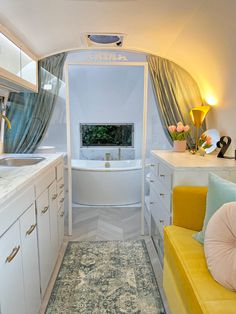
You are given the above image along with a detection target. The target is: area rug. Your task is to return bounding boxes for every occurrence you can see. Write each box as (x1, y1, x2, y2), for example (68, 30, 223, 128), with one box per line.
(46, 240, 166, 313)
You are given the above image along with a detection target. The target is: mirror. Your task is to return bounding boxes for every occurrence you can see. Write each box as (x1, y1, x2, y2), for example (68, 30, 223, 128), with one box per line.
(201, 129, 220, 154)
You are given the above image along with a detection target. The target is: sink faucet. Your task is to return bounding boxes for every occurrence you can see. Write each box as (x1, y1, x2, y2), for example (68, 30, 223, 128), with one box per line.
(105, 153, 111, 161)
(118, 148, 121, 160)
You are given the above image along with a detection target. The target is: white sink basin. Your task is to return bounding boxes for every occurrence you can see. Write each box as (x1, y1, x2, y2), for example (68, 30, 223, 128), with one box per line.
(0, 157, 45, 167)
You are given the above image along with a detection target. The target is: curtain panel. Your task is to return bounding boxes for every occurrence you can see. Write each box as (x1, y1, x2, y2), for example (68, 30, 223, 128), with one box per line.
(147, 55, 205, 147)
(4, 52, 67, 153)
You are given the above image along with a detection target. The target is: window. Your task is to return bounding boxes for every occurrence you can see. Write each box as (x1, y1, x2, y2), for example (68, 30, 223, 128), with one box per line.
(80, 123, 134, 147)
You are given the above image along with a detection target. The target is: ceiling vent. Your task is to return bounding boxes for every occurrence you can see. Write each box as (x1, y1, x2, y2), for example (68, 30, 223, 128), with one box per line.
(83, 33, 125, 48)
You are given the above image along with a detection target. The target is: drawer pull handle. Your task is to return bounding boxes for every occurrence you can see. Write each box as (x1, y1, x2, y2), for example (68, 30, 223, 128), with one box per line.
(26, 224, 37, 236)
(60, 211, 64, 217)
(42, 206, 49, 214)
(52, 193, 58, 200)
(159, 220, 164, 224)
(150, 164, 155, 167)
(6, 246, 20, 263)
(59, 184, 64, 189)
(150, 201, 155, 205)
(160, 174, 165, 177)
(160, 193, 165, 197)
(150, 180, 155, 183)
(60, 197, 65, 203)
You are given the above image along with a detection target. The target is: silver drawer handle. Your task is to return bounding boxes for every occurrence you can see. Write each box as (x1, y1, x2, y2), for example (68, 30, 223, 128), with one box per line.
(150, 201, 155, 205)
(150, 164, 155, 167)
(150, 180, 155, 183)
(60, 197, 65, 203)
(52, 193, 58, 200)
(160, 193, 165, 197)
(6, 246, 20, 263)
(60, 211, 64, 217)
(26, 224, 37, 236)
(59, 184, 64, 189)
(160, 174, 165, 177)
(159, 220, 164, 224)
(42, 206, 49, 214)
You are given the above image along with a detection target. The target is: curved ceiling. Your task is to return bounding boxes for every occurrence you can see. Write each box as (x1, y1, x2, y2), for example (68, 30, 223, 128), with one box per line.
(1, 0, 236, 107)
(0, 0, 205, 58)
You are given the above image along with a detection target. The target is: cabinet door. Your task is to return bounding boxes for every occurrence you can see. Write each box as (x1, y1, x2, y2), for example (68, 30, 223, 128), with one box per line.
(20, 204, 41, 314)
(36, 188, 51, 297)
(0, 221, 25, 314)
(49, 181, 59, 267)
(58, 205, 64, 247)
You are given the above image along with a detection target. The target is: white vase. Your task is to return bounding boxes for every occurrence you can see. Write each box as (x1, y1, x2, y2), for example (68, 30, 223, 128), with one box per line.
(173, 140, 186, 152)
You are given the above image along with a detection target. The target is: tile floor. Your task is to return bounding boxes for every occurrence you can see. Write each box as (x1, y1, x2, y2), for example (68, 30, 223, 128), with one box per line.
(40, 206, 170, 314)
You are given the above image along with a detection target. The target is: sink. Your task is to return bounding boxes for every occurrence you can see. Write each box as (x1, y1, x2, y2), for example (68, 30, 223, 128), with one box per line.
(0, 157, 45, 167)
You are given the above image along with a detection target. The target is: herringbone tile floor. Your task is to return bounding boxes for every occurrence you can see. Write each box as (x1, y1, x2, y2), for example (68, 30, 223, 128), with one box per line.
(66, 206, 148, 241)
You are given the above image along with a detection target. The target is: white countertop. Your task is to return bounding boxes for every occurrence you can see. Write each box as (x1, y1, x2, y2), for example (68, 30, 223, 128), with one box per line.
(151, 150, 236, 170)
(0, 153, 64, 206)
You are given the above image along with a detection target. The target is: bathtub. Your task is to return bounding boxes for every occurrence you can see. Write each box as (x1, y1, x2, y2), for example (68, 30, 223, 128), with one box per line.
(72, 159, 142, 206)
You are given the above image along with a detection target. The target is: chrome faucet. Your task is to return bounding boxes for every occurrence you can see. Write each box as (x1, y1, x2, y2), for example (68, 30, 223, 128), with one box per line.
(118, 148, 121, 160)
(105, 153, 111, 161)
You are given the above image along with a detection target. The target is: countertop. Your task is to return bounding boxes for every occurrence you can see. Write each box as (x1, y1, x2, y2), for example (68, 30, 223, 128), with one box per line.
(0, 153, 64, 206)
(151, 150, 236, 170)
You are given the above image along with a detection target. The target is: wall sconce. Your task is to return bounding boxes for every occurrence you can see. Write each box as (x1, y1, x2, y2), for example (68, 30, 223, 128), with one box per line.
(190, 105, 211, 150)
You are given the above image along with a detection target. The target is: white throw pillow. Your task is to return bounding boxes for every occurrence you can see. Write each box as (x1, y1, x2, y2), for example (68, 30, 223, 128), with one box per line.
(204, 202, 236, 291)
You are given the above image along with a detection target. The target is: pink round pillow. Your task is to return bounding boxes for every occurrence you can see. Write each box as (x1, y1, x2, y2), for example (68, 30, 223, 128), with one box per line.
(204, 202, 236, 291)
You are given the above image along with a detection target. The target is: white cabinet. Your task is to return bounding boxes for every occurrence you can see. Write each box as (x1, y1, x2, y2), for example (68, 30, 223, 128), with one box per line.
(150, 150, 236, 263)
(0, 156, 65, 313)
(0, 26, 38, 92)
(19, 204, 41, 314)
(49, 180, 59, 266)
(36, 161, 64, 298)
(0, 221, 25, 314)
(36, 188, 51, 297)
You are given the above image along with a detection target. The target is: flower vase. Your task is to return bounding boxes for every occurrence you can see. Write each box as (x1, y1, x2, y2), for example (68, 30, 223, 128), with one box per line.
(173, 140, 186, 152)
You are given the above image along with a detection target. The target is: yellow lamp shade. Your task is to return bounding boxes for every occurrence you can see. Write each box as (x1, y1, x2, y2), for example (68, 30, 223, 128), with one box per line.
(190, 105, 211, 127)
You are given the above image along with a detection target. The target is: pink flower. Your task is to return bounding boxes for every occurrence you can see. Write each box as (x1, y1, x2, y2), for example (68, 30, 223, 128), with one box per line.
(206, 136, 212, 145)
(177, 124, 184, 132)
(183, 125, 190, 132)
(168, 125, 176, 133)
(177, 122, 183, 125)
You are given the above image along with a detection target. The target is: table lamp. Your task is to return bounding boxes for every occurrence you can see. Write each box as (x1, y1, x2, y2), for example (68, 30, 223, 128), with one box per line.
(190, 105, 211, 150)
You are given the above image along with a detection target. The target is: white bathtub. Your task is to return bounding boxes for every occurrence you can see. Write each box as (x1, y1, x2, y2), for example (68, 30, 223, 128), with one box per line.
(72, 159, 142, 206)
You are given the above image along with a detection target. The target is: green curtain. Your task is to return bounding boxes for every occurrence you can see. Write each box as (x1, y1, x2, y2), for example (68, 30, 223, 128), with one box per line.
(4, 52, 67, 153)
(147, 55, 205, 147)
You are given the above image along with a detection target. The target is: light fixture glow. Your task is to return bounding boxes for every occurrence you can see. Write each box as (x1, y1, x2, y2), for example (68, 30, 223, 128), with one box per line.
(205, 94, 218, 106)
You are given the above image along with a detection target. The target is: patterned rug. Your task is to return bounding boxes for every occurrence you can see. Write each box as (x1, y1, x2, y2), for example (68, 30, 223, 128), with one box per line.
(46, 241, 165, 314)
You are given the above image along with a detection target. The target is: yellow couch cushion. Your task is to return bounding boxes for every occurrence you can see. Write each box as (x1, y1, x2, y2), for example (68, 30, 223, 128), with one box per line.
(164, 225, 236, 314)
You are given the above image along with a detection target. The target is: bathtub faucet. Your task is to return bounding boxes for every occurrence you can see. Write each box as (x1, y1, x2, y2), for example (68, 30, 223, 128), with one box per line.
(118, 147, 121, 160)
(105, 153, 111, 161)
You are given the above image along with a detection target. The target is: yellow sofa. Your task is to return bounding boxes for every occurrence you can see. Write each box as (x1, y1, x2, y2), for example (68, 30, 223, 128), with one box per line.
(163, 186, 236, 314)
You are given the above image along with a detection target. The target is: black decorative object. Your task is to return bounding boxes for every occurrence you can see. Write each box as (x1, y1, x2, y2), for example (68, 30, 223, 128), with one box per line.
(216, 136, 235, 159)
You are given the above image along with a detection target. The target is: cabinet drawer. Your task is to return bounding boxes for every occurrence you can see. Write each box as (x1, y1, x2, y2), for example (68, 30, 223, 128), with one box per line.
(56, 162, 64, 181)
(151, 200, 171, 239)
(35, 168, 55, 198)
(158, 162, 172, 190)
(150, 155, 159, 177)
(150, 175, 171, 212)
